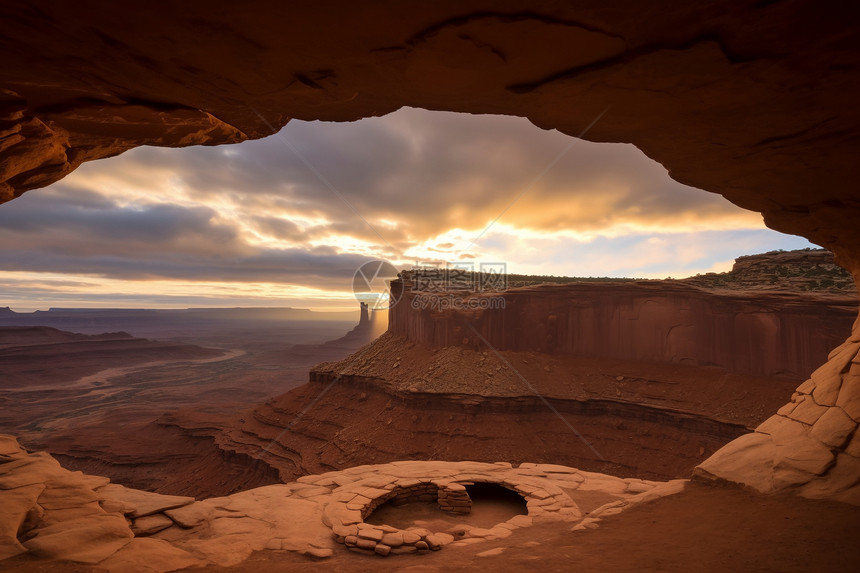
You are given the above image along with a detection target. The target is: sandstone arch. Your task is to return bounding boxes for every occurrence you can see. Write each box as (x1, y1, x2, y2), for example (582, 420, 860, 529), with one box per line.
(1, 1, 859, 500)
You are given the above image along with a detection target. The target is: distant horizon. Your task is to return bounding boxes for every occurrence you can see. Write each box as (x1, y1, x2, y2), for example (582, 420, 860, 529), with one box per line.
(0, 303, 366, 314)
(2, 245, 832, 313)
(0, 108, 816, 312)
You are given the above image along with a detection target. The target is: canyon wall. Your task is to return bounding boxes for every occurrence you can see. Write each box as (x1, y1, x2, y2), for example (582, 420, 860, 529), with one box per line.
(195, 360, 754, 484)
(389, 280, 857, 380)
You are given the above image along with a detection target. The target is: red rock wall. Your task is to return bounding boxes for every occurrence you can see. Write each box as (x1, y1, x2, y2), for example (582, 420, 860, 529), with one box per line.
(389, 280, 857, 379)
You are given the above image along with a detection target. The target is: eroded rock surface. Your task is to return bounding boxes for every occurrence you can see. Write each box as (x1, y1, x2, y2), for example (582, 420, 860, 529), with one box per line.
(695, 339, 860, 502)
(0, 435, 685, 571)
(0, 2, 859, 276)
(389, 277, 856, 379)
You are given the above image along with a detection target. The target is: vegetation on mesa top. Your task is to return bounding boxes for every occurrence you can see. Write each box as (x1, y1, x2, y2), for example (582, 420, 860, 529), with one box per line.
(683, 248, 854, 293)
(397, 269, 635, 292)
(398, 249, 854, 294)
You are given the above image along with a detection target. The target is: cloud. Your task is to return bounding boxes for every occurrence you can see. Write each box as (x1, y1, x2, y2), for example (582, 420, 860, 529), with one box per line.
(0, 275, 360, 311)
(62, 108, 762, 246)
(0, 187, 240, 255)
(0, 107, 812, 310)
(465, 226, 816, 279)
(0, 186, 376, 288)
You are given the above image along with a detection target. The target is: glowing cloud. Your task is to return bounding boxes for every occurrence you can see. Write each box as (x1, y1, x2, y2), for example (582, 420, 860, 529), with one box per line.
(0, 108, 814, 310)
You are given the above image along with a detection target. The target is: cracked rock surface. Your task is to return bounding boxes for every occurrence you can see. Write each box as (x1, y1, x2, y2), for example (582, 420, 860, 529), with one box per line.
(0, 435, 685, 570)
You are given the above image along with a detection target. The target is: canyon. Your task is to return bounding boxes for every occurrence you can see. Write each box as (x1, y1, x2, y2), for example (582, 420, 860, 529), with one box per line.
(1, 1, 860, 570)
(4, 252, 852, 495)
(175, 250, 856, 491)
(1, 251, 859, 570)
(0, 308, 383, 497)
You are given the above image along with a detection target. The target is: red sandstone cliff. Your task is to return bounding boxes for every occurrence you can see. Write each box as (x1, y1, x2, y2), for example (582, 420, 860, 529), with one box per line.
(389, 280, 856, 380)
(185, 266, 853, 485)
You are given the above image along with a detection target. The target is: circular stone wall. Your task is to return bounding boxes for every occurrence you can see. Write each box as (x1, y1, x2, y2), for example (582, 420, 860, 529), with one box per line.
(321, 461, 581, 556)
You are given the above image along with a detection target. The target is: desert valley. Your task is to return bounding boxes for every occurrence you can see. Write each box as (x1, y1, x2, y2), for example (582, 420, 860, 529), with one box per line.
(3, 249, 860, 571)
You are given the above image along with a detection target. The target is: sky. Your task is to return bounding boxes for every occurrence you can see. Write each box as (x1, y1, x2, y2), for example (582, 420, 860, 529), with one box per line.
(0, 107, 814, 312)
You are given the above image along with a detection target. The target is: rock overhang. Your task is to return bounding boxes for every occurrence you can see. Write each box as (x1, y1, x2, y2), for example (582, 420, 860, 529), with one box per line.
(0, 1, 859, 278)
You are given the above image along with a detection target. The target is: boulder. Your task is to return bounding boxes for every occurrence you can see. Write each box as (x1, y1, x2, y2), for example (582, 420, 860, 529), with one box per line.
(798, 454, 860, 499)
(836, 366, 860, 421)
(845, 431, 860, 458)
(809, 407, 857, 448)
(164, 502, 216, 529)
(773, 435, 836, 486)
(695, 432, 776, 493)
(23, 514, 133, 563)
(810, 341, 859, 406)
(131, 514, 175, 536)
(0, 454, 64, 489)
(0, 483, 44, 560)
(304, 545, 333, 559)
(0, 435, 24, 457)
(380, 532, 403, 547)
(96, 484, 194, 518)
(37, 475, 100, 510)
(785, 395, 829, 426)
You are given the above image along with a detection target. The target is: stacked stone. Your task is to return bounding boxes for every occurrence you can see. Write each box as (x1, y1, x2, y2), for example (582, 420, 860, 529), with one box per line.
(322, 462, 592, 556)
(341, 523, 452, 556)
(386, 482, 439, 508)
(697, 337, 860, 504)
(325, 479, 455, 556)
(436, 481, 472, 514)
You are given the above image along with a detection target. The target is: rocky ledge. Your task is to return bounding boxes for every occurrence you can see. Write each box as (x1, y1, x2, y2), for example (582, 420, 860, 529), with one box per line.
(695, 336, 860, 504)
(0, 434, 685, 571)
(682, 249, 855, 294)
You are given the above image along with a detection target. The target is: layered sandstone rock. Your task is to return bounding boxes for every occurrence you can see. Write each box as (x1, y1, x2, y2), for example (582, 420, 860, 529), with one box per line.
(695, 338, 860, 504)
(0, 435, 686, 570)
(197, 327, 805, 488)
(390, 279, 856, 379)
(683, 249, 855, 294)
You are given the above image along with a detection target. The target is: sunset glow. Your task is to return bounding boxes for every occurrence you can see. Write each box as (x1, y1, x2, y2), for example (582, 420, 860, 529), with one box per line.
(0, 108, 814, 311)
